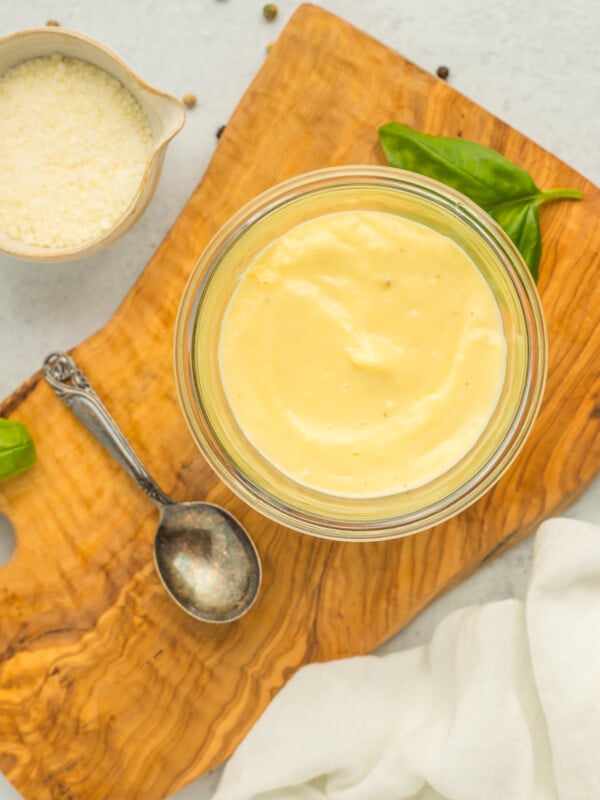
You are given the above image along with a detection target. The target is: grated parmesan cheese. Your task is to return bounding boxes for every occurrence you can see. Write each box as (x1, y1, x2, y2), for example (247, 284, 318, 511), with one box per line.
(0, 53, 153, 249)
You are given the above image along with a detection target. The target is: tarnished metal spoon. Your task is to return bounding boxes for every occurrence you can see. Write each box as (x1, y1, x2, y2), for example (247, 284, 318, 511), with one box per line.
(43, 352, 261, 623)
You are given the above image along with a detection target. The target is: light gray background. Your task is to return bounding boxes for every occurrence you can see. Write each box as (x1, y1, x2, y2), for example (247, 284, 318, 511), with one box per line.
(0, 1, 598, 798)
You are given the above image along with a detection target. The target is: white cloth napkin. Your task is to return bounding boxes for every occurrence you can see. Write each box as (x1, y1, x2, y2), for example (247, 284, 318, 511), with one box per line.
(212, 518, 600, 799)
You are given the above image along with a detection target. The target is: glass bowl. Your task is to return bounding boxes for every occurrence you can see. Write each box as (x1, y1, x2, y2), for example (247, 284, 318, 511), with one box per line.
(174, 166, 547, 541)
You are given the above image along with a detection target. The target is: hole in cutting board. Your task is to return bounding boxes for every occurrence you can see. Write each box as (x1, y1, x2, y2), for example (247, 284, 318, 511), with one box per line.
(0, 514, 16, 568)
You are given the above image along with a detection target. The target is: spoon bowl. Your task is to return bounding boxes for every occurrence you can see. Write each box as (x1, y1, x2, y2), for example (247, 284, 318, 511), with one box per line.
(43, 352, 261, 623)
(155, 502, 261, 622)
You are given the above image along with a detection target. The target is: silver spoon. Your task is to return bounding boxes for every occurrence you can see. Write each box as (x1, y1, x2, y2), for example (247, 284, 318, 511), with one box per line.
(43, 352, 261, 623)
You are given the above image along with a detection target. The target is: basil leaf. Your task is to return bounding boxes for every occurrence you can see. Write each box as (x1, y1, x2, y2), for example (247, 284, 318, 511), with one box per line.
(379, 122, 538, 208)
(0, 418, 36, 480)
(378, 122, 583, 279)
(489, 201, 542, 281)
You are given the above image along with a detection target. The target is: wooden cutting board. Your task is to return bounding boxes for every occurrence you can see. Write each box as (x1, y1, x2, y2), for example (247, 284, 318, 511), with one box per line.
(1, 5, 599, 798)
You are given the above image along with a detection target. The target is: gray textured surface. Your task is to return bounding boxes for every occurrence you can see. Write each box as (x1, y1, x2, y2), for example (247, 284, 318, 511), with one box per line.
(0, 1, 598, 798)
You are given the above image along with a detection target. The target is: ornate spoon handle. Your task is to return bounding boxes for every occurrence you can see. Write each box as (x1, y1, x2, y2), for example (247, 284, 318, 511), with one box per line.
(43, 352, 172, 508)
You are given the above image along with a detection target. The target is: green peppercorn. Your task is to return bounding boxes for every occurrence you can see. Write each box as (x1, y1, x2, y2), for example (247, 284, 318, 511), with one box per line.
(263, 4, 278, 21)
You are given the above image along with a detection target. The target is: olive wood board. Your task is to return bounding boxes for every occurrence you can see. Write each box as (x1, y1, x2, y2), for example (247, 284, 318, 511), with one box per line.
(1, 4, 599, 799)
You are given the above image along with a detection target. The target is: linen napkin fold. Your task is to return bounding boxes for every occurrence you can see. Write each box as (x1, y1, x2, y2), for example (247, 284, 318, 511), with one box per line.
(212, 518, 600, 799)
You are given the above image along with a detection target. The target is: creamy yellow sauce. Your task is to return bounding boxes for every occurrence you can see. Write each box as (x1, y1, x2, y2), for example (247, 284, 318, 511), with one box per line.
(218, 210, 506, 497)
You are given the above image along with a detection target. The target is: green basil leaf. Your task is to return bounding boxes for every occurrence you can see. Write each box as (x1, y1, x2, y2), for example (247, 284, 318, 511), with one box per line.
(378, 122, 583, 279)
(0, 418, 36, 480)
(379, 122, 539, 209)
(489, 202, 542, 281)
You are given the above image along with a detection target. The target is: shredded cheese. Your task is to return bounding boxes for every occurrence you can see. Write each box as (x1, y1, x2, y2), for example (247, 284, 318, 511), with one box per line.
(0, 54, 153, 249)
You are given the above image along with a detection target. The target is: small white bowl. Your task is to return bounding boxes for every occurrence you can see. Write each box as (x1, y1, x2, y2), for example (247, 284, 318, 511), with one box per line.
(0, 27, 185, 261)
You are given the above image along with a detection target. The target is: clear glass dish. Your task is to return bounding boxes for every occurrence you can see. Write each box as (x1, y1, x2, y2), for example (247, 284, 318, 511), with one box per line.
(174, 166, 547, 541)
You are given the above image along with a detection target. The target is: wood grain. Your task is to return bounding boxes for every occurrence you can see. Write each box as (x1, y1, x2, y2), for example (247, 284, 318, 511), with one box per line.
(1, 4, 599, 798)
